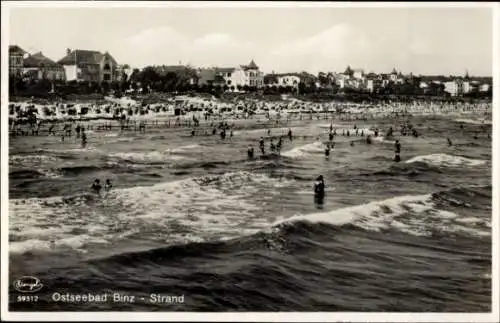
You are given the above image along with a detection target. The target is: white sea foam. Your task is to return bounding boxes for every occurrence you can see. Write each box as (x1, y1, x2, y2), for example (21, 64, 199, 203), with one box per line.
(455, 118, 492, 125)
(273, 194, 490, 238)
(372, 136, 396, 144)
(169, 144, 199, 153)
(282, 141, 325, 158)
(109, 151, 186, 163)
(9, 171, 292, 254)
(9, 154, 59, 164)
(405, 153, 486, 167)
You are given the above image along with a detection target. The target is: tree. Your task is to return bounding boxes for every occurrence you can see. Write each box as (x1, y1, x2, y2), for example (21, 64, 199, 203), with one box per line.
(344, 66, 353, 77)
(129, 68, 141, 84)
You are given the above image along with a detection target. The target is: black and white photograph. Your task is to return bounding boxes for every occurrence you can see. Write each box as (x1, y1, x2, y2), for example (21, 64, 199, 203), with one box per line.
(1, 1, 498, 321)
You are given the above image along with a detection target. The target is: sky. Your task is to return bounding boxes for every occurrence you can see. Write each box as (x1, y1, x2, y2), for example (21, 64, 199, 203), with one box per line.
(7, 4, 494, 76)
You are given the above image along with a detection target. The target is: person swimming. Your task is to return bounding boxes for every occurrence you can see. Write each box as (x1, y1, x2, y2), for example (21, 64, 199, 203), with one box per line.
(366, 134, 372, 144)
(329, 132, 334, 141)
(325, 145, 330, 158)
(91, 179, 102, 195)
(104, 179, 112, 192)
(288, 128, 293, 141)
(447, 138, 453, 147)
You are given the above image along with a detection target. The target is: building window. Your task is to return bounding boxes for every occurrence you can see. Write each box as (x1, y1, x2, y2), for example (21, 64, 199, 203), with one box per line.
(104, 74, 111, 81)
(104, 63, 111, 70)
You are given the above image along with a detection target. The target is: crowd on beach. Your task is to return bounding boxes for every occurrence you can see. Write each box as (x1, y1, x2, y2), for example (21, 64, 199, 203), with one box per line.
(8, 96, 492, 198)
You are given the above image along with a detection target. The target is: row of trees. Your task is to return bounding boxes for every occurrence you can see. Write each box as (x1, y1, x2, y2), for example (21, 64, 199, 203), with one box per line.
(9, 67, 492, 101)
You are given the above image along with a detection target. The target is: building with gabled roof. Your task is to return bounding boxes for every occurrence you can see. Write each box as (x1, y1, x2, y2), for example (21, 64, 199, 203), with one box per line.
(9, 45, 27, 76)
(200, 60, 264, 90)
(22, 52, 65, 81)
(57, 48, 119, 83)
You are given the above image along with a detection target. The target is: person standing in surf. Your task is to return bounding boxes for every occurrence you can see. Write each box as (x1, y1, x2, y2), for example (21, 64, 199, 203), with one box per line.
(247, 145, 255, 159)
(104, 179, 112, 192)
(394, 140, 401, 162)
(81, 129, 87, 148)
(314, 175, 326, 206)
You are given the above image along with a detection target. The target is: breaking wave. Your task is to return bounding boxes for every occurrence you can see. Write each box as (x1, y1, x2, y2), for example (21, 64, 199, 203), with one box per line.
(405, 154, 486, 167)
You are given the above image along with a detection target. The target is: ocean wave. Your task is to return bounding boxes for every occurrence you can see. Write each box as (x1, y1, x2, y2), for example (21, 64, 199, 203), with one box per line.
(59, 165, 111, 176)
(282, 141, 325, 158)
(373, 136, 396, 144)
(405, 153, 486, 167)
(9, 169, 46, 179)
(108, 144, 199, 164)
(455, 118, 492, 125)
(273, 193, 490, 239)
(9, 171, 293, 255)
(431, 185, 491, 210)
(9, 154, 59, 165)
(109, 151, 186, 164)
(9, 168, 62, 179)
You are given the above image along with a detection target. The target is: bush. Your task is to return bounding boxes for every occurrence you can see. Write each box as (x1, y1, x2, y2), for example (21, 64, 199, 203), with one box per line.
(128, 108, 133, 116)
(95, 109, 101, 114)
(104, 106, 111, 114)
(67, 108, 77, 116)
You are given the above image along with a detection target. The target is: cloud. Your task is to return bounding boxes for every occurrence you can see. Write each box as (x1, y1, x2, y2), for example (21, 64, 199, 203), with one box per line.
(108, 21, 490, 76)
(115, 23, 396, 74)
(113, 27, 258, 68)
(266, 24, 380, 73)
